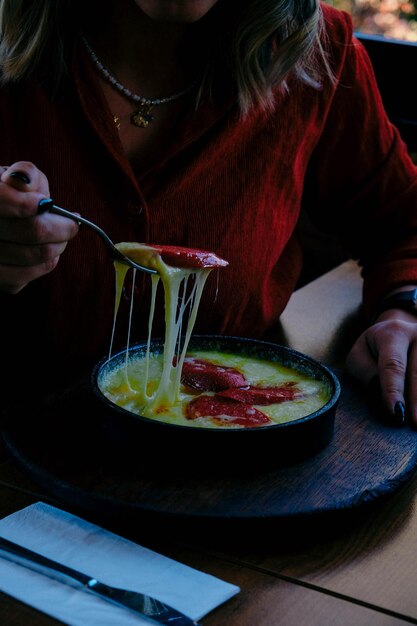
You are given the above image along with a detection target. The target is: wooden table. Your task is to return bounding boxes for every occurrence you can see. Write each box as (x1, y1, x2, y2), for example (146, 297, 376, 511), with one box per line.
(2, 260, 417, 626)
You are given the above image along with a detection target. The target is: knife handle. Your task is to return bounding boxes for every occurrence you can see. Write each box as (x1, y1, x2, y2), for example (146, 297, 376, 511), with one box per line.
(0, 536, 90, 586)
(0, 536, 200, 625)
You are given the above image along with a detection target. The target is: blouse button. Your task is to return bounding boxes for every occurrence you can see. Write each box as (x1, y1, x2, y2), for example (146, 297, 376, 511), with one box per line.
(127, 201, 143, 215)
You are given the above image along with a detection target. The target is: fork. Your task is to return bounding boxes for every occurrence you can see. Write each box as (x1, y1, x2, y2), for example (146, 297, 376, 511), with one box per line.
(38, 198, 157, 274)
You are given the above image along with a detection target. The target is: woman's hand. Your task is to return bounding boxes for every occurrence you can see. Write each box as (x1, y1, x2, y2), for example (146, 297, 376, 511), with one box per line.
(0, 162, 79, 294)
(346, 308, 417, 426)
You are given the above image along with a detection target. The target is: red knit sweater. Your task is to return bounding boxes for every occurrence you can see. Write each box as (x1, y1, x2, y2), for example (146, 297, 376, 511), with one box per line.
(1, 4, 417, 392)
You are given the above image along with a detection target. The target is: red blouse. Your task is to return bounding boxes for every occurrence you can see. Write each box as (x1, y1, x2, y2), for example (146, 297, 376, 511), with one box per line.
(1, 4, 417, 393)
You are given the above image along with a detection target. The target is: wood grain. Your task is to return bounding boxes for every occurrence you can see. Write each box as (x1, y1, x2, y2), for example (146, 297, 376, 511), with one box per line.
(252, 470, 417, 621)
(1, 368, 416, 527)
(2, 261, 417, 626)
(1, 563, 412, 626)
(0, 482, 413, 626)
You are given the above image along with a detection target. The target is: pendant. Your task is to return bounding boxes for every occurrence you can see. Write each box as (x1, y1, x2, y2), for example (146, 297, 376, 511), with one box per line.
(131, 104, 154, 128)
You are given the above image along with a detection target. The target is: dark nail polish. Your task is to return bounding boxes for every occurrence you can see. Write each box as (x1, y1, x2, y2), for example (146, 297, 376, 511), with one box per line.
(9, 171, 31, 185)
(394, 401, 406, 425)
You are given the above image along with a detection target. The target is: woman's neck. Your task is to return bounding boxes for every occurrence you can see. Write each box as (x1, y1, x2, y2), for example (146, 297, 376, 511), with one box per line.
(80, 0, 207, 170)
(84, 0, 196, 97)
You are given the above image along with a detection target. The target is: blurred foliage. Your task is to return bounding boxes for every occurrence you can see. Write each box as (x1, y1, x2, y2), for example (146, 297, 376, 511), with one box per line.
(325, 0, 417, 41)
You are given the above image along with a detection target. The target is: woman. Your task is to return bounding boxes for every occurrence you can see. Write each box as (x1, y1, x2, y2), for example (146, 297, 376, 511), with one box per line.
(1, 0, 417, 424)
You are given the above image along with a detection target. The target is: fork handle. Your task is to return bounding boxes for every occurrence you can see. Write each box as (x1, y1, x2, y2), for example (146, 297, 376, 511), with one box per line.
(37, 198, 157, 275)
(38, 199, 118, 252)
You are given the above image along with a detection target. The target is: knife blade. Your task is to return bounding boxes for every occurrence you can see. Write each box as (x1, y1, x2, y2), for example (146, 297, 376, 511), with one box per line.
(0, 536, 200, 625)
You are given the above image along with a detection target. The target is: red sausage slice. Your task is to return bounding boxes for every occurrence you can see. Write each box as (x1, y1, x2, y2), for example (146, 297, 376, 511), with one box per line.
(116, 242, 228, 269)
(186, 395, 272, 428)
(217, 382, 300, 405)
(181, 358, 248, 391)
(151, 244, 228, 269)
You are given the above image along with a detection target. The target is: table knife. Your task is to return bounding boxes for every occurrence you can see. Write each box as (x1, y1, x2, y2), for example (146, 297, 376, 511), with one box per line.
(0, 536, 200, 625)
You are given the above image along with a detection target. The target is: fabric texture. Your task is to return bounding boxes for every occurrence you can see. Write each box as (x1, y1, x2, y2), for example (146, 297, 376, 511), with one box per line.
(1, 3, 417, 396)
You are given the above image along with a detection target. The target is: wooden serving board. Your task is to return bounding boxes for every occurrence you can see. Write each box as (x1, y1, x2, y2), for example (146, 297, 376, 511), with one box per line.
(2, 372, 417, 527)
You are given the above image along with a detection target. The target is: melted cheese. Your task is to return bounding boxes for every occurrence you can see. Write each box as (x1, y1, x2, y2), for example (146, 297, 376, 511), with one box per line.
(103, 243, 330, 429)
(111, 242, 212, 413)
(100, 350, 331, 428)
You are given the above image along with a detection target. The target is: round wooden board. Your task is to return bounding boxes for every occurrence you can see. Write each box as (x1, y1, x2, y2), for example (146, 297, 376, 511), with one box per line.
(2, 372, 417, 524)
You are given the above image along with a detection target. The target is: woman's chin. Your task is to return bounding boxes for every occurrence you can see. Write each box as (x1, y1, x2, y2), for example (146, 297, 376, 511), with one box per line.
(133, 0, 221, 23)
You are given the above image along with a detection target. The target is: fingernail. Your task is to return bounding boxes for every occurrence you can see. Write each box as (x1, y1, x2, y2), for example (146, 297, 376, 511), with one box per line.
(9, 171, 31, 184)
(394, 401, 406, 426)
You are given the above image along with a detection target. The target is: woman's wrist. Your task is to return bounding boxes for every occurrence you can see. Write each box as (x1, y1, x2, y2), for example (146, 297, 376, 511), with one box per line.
(372, 286, 417, 323)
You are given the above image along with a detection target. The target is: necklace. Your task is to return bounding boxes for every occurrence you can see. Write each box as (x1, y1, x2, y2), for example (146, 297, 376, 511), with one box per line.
(82, 36, 196, 128)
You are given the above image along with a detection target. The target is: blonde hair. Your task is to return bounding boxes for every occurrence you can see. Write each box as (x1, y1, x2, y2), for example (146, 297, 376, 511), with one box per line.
(0, 0, 331, 114)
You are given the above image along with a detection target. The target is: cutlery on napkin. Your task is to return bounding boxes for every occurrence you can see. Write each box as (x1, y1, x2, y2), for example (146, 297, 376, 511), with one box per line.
(0, 502, 240, 626)
(0, 535, 199, 625)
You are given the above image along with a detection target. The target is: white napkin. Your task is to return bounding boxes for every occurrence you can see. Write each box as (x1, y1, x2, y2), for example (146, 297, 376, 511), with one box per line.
(0, 502, 239, 625)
